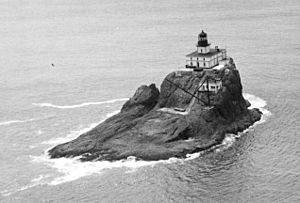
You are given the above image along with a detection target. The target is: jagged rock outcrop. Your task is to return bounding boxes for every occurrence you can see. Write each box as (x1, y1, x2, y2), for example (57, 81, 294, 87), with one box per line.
(48, 59, 262, 161)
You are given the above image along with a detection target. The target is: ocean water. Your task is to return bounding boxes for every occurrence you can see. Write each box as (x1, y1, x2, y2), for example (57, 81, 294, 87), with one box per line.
(0, 0, 299, 202)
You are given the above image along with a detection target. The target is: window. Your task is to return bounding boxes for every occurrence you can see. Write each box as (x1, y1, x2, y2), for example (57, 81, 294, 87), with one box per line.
(204, 62, 206, 67)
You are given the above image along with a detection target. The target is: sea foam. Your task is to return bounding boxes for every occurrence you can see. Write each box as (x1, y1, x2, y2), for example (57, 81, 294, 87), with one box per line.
(31, 154, 182, 185)
(243, 93, 272, 122)
(32, 98, 128, 109)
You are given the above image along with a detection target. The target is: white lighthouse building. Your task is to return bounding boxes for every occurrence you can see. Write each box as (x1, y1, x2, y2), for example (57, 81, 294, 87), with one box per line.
(186, 31, 227, 69)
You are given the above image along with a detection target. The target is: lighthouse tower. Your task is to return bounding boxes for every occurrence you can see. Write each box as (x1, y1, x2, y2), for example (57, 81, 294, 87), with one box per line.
(185, 31, 227, 69)
(197, 30, 211, 54)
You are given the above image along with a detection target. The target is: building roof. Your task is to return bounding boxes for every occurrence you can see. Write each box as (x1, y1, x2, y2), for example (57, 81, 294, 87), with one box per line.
(186, 49, 225, 58)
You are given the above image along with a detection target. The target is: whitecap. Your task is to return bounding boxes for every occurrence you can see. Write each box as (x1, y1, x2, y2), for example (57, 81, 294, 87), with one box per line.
(0, 118, 36, 126)
(1, 184, 37, 197)
(0, 174, 50, 197)
(219, 134, 237, 150)
(243, 93, 267, 108)
(243, 93, 272, 122)
(32, 98, 128, 109)
(0, 120, 23, 126)
(30, 152, 195, 186)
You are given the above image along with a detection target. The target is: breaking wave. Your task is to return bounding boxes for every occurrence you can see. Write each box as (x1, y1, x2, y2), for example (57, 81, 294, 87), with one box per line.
(0, 118, 39, 126)
(0, 175, 50, 197)
(31, 154, 183, 186)
(30, 152, 200, 186)
(3, 151, 200, 196)
(30, 148, 206, 186)
(243, 93, 272, 122)
(32, 98, 128, 109)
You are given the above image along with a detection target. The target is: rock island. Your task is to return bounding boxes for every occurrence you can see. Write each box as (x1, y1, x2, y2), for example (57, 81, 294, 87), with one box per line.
(49, 31, 262, 161)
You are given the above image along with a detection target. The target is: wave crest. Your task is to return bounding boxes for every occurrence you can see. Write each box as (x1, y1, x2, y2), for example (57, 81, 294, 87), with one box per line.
(33, 98, 128, 109)
(0, 118, 36, 126)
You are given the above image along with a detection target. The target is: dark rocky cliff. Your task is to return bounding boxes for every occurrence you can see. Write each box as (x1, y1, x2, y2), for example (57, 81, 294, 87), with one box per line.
(48, 59, 261, 161)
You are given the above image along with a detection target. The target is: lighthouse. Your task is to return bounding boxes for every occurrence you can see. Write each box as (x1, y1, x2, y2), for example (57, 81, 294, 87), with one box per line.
(186, 31, 227, 69)
(197, 30, 210, 54)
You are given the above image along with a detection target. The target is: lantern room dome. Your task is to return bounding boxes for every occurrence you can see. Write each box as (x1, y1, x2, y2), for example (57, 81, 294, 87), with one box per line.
(199, 30, 207, 38)
(197, 30, 209, 47)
